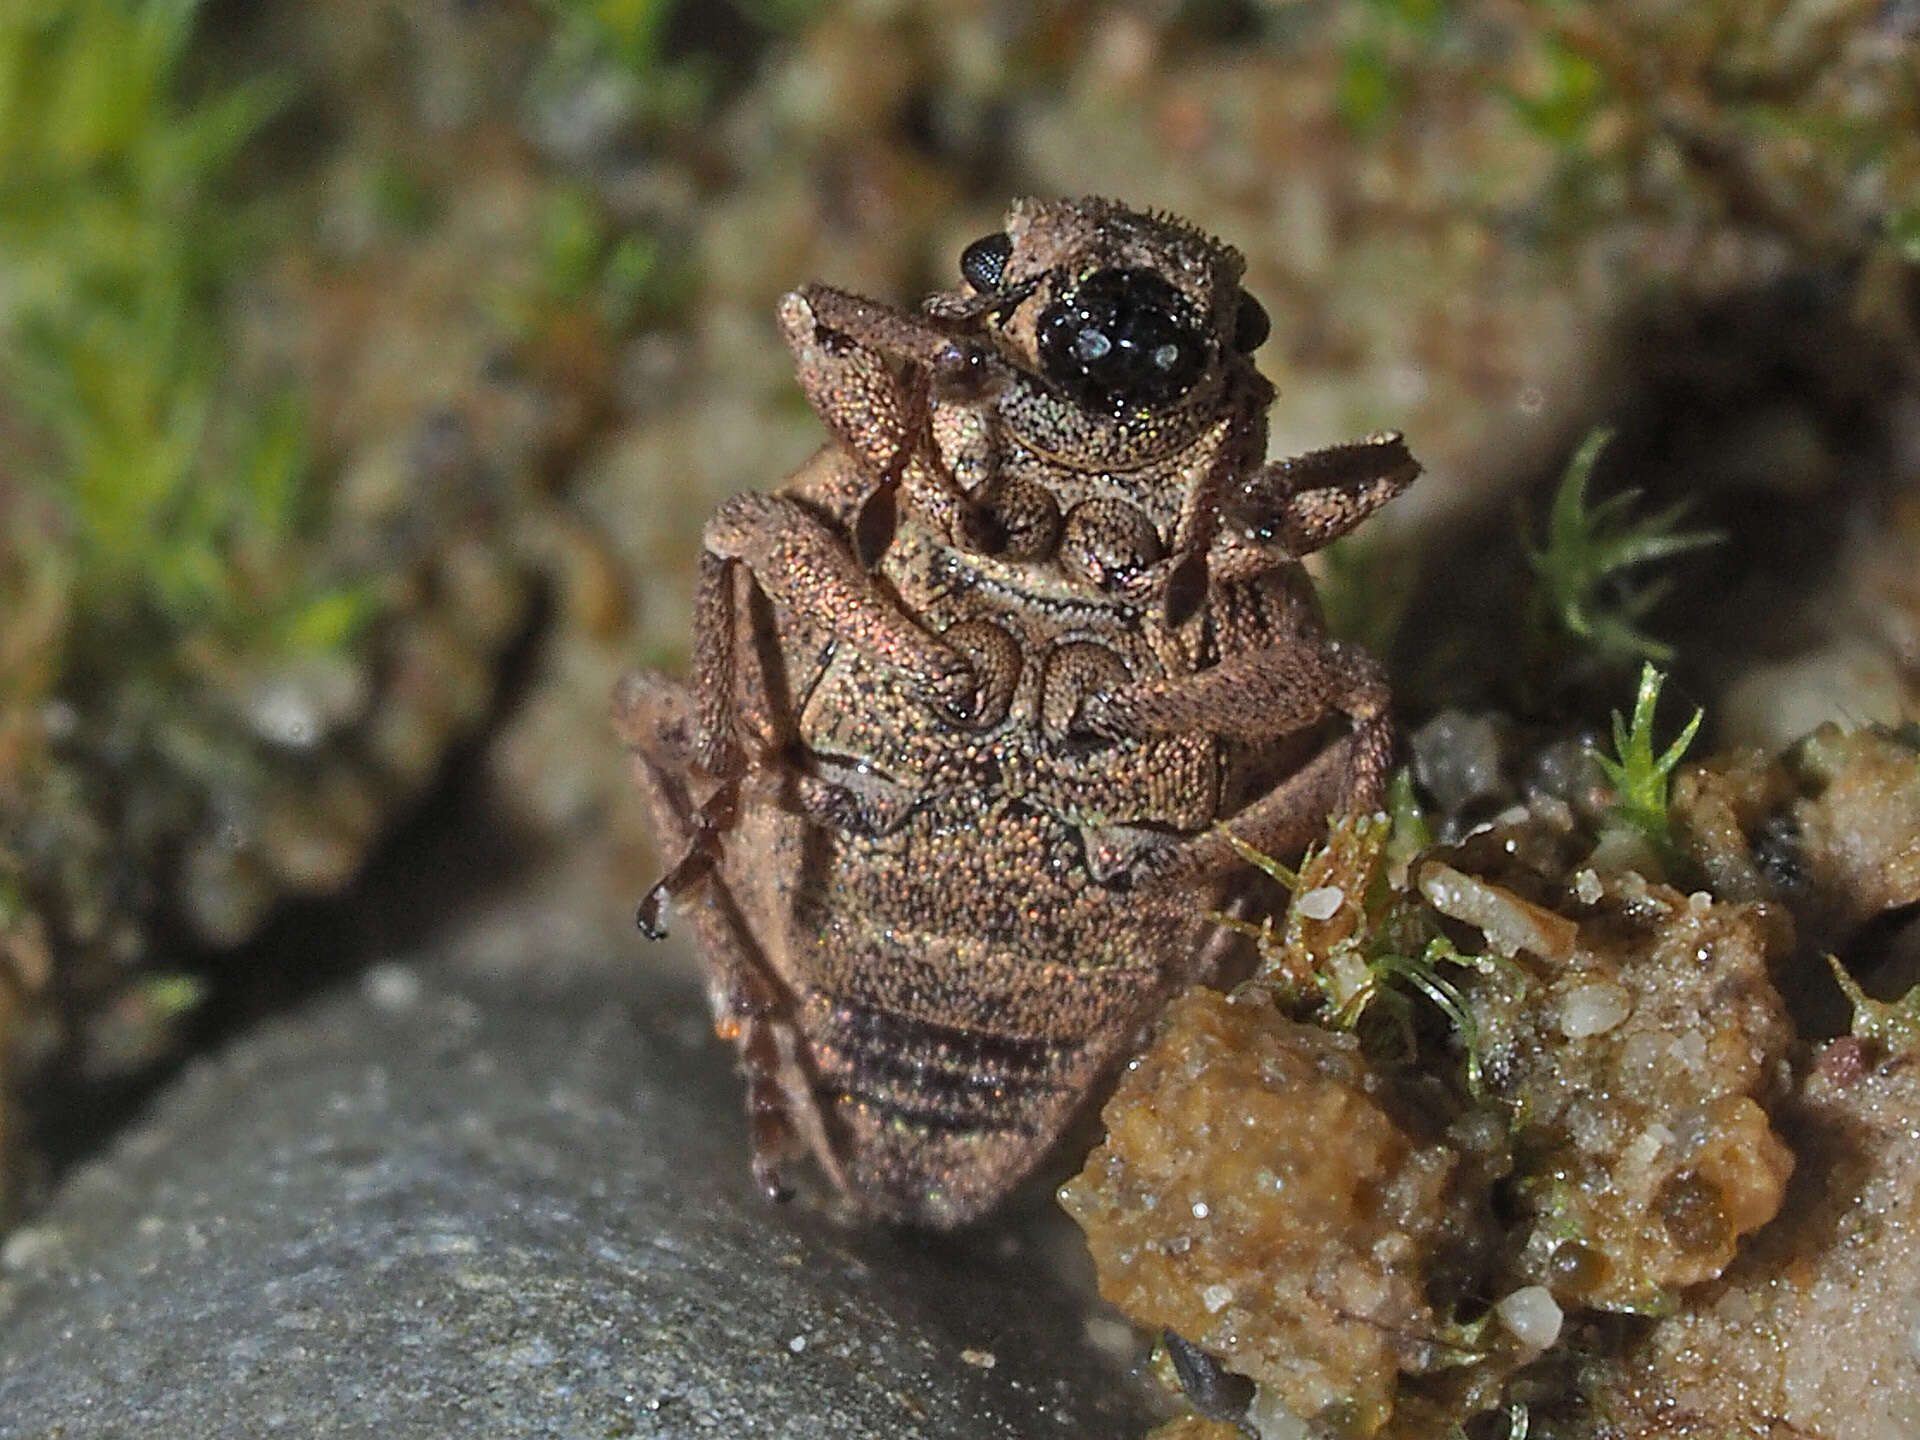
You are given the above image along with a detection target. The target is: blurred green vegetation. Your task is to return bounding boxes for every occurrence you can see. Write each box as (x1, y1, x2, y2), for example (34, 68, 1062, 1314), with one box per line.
(528, 0, 826, 134)
(532, 0, 710, 126)
(515, 182, 691, 341)
(0, 0, 372, 702)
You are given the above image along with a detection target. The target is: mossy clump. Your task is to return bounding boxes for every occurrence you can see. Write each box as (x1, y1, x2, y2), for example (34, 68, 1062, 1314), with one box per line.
(1068, 694, 1920, 1433)
(0, 0, 354, 1213)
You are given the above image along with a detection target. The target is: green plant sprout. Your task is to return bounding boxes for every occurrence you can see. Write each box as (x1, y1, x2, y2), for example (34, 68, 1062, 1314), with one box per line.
(1591, 662, 1703, 856)
(1212, 823, 1301, 892)
(1348, 935, 1495, 1094)
(1384, 766, 1433, 871)
(1824, 954, 1920, 1057)
(1525, 428, 1722, 667)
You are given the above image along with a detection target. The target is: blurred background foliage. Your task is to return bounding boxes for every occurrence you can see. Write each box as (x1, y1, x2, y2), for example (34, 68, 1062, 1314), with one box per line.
(0, 0, 1914, 1253)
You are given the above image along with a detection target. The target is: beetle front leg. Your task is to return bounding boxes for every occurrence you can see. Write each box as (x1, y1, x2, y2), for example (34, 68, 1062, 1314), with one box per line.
(1225, 431, 1420, 555)
(781, 286, 1012, 556)
(779, 286, 935, 483)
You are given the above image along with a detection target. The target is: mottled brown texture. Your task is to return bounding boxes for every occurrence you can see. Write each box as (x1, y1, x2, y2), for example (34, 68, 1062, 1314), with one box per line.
(615, 198, 1418, 1227)
(1676, 725, 1920, 942)
(1146, 1416, 1245, 1440)
(1060, 989, 1460, 1435)
(1577, 1049, 1920, 1438)
(1065, 793, 1840, 1431)
(1474, 872, 1798, 1310)
(1786, 725, 1920, 934)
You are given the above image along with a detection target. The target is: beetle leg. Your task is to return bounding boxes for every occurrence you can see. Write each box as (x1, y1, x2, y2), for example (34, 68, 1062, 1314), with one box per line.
(780, 286, 1010, 557)
(697, 492, 979, 757)
(1100, 642, 1396, 893)
(1225, 431, 1420, 555)
(779, 286, 932, 484)
(785, 283, 1006, 407)
(613, 670, 846, 1202)
(1081, 636, 1387, 748)
(1142, 731, 1380, 896)
(667, 485, 983, 899)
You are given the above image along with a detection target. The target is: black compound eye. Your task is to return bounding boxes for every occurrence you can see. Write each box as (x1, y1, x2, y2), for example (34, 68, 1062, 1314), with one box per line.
(1036, 268, 1211, 417)
(1233, 290, 1270, 353)
(959, 232, 1013, 293)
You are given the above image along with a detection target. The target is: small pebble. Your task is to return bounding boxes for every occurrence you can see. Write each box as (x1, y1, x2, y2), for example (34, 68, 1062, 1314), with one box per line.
(1559, 980, 1633, 1038)
(1296, 885, 1344, 921)
(788, 1334, 808, 1354)
(362, 963, 424, 1013)
(1201, 1284, 1233, 1314)
(1082, 1314, 1139, 1360)
(1495, 1285, 1563, 1349)
(1246, 1386, 1312, 1440)
(960, 1348, 997, 1369)
(1, 1225, 61, 1273)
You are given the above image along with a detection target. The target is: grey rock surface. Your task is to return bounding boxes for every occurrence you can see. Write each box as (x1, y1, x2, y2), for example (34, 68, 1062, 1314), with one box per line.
(0, 953, 1156, 1438)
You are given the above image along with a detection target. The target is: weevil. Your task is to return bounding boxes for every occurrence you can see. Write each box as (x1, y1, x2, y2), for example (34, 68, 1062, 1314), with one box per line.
(615, 197, 1419, 1227)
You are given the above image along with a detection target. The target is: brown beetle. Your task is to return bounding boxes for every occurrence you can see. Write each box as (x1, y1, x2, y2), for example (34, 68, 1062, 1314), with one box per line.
(615, 197, 1418, 1227)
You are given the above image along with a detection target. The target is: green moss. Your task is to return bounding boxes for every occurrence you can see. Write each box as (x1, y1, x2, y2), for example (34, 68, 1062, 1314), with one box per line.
(1215, 794, 1506, 1096)
(1334, 0, 1449, 136)
(1499, 35, 1606, 151)
(1331, 0, 1917, 290)
(531, 0, 711, 128)
(0, 0, 368, 683)
(545, 186, 688, 329)
(538, 0, 677, 77)
(1524, 429, 1722, 670)
(1589, 662, 1702, 864)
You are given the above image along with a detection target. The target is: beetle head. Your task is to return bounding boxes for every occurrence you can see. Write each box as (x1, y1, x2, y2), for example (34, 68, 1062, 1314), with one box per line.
(929, 197, 1271, 468)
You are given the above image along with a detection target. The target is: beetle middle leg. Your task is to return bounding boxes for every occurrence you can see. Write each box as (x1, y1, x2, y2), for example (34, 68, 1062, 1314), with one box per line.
(646, 487, 979, 917)
(1087, 640, 1395, 890)
(1080, 639, 1390, 781)
(613, 670, 844, 1203)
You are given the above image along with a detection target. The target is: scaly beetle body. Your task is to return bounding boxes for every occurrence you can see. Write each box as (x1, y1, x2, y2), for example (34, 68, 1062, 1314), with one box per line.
(617, 197, 1419, 1226)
